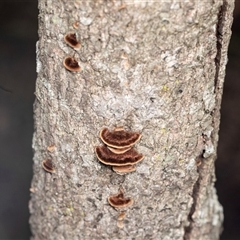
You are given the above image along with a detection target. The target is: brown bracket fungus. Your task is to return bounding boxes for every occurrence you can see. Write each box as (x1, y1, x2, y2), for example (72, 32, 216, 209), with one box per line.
(108, 188, 133, 209)
(96, 127, 144, 174)
(47, 144, 55, 152)
(42, 159, 55, 173)
(112, 165, 136, 175)
(100, 127, 141, 149)
(107, 146, 132, 154)
(118, 211, 126, 221)
(117, 212, 126, 228)
(64, 33, 81, 49)
(95, 145, 144, 166)
(63, 57, 81, 72)
(73, 21, 79, 29)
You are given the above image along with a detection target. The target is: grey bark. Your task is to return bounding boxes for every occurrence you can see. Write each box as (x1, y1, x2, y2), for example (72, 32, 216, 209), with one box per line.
(29, 0, 234, 239)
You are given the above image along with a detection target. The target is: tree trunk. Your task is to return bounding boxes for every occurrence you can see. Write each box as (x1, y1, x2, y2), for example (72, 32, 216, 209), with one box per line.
(29, 0, 234, 239)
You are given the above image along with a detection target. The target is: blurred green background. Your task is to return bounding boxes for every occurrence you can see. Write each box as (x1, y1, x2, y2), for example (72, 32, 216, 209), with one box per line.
(0, 1, 239, 239)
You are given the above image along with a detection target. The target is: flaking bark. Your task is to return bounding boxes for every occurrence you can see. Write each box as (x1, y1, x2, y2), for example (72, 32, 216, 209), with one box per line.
(29, 0, 234, 239)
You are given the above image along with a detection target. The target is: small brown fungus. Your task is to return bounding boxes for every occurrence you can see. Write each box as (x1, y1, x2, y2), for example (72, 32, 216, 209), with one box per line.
(73, 21, 79, 29)
(107, 146, 132, 154)
(64, 33, 81, 49)
(47, 144, 55, 152)
(108, 188, 133, 208)
(112, 165, 136, 175)
(100, 127, 141, 149)
(63, 57, 81, 72)
(42, 159, 55, 173)
(118, 211, 126, 221)
(95, 145, 144, 166)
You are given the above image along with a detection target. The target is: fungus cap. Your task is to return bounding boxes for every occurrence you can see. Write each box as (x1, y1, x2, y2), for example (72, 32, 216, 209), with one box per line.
(95, 145, 144, 166)
(112, 165, 136, 174)
(63, 57, 81, 72)
(108, 188, 133, 208)
(118, 212, 126, 221)
(100, 127, 141, 149)
(107, 146, 132, 154)
(73, 21, 79, 29)
(47, 144, 55, 152)
(64, 33, 81, 49)
(42, 159, 55, 173)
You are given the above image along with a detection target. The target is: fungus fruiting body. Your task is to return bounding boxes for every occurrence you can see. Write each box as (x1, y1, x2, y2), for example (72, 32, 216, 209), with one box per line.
(108, 188, 133, 208)
(107, 146, 132, 154)
(63, 57, 81, 72)
(100, 127, 141, 149)
(112, 165, 136, 174)
(64, 33, 81, 49)
(96, 127, 144, 174)
(42, 159, 55, 173)
(47, 144, 55, 152)
(118, 211, 126, 221)
(95, 145, 144, 166)
(73, 21, 79, 29)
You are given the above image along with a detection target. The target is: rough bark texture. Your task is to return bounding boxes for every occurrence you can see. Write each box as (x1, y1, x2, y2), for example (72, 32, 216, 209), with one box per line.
(29, 0, 234, 239)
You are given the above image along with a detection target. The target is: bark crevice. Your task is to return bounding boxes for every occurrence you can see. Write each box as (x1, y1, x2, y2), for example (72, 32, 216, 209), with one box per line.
(183, 156, 203, 240)
(212, 0, 232, 136)
(184, 2, 233, 239)
(214, 1, 227, 93)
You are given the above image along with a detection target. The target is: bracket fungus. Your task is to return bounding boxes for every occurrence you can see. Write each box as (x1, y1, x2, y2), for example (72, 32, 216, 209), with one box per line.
(112, 165, 136, 175)
(95, 145, 144, 166)
(95, 127, 144, 174)
(107, 146, 132, 154)
(100, 127, 141, 149)
(63, 57, 81, 72)
(73, 21, 79, 29)
(108, 188, 133, 209)
(118, 211, 126, 221)
(42, 159, 55, 173)
(47, 144, 55, 152)
(64, 33, 81, 49)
